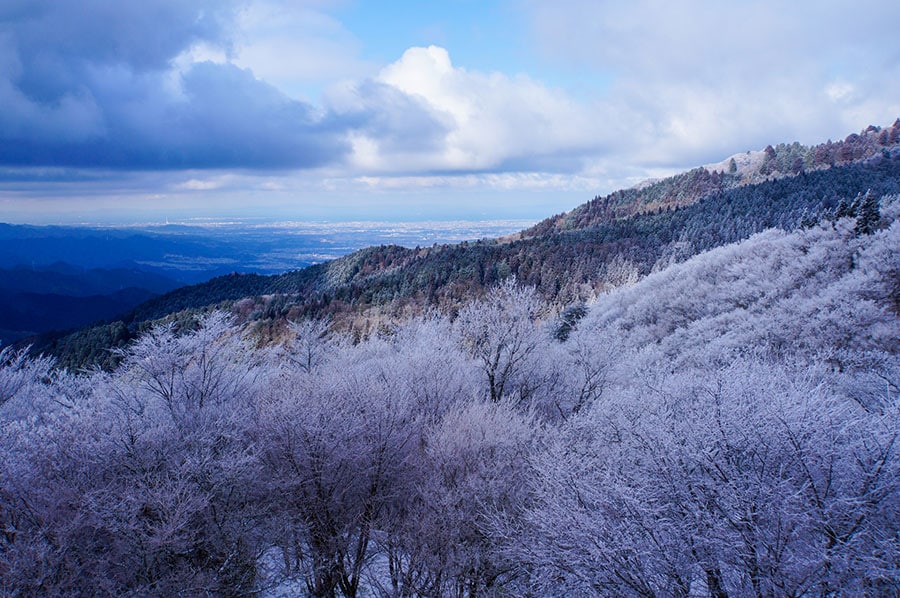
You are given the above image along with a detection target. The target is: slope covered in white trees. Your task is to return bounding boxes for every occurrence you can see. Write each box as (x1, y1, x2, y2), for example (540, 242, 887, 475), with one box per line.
(1, 196, 898, 596)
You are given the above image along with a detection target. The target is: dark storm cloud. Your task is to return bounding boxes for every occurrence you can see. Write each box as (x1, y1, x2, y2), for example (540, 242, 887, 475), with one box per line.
(0, 0, 350, 170)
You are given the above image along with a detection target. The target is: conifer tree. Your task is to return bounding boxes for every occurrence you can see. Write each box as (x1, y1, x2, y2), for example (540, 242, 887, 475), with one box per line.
(855, 191, 881, 235)
(834, 199, 852, 219)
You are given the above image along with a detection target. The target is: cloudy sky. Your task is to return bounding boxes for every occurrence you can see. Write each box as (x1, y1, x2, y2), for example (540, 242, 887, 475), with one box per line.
(2, 0, 899, 224)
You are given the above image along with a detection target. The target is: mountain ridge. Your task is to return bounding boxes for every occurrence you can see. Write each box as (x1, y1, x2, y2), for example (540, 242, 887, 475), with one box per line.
(523, 120, 900, 238)
(22, 120, 900, 369)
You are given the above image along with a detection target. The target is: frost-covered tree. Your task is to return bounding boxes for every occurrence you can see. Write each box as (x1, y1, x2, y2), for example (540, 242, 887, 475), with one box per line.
(579, 202, 900, 368)
(552, 301, 588, 342)
(257, 339, 424, 598)
(1, 313, 267, 596)
(507, 359, 900, 596)
(278, 317, 337, 374)
(0, 345, 73, 421)
(0, 346, 52, 408)
(2, 195, 899, 596)
(855, 190, 881, 235)
(552, 326, 620, 417)
(453, 279, 548, 403)
(385, 400, 537, 598)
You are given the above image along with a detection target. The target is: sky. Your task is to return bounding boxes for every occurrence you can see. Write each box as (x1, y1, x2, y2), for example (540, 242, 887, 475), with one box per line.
(1, 0, 899, 224)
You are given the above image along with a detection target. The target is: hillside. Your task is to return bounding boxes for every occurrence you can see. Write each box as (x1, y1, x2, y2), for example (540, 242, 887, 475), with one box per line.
(28, 122, 900, 369)
(524, 119, 900, 237)
(582, 203, 900, 368)
(2, 192, 898, 596)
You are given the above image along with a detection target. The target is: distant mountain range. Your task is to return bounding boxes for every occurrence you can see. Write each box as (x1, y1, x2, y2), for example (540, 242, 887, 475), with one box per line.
(0, 223, 265, 342)
(18, 120, 900, 369)
(0, 263, 182, 343)
(0, 262, 179, 296)
(0, 221, 528, 345)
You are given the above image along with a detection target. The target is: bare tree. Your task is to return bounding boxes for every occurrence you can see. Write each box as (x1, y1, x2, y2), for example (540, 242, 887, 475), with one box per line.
(454, 279, 547, 403)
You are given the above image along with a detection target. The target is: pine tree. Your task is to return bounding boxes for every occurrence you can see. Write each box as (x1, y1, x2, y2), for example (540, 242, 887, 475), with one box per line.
(854, 190, 880, 235)
(834, 199, 852, 219)
(849, 192, 864, 216)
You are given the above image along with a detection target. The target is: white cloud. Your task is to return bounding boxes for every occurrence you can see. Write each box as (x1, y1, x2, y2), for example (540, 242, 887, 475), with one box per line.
(177, 176, 232, 191)
(353, 172, 606, 192)
(521, 0, 900, 166)
(7, 0, 900, 221)
(341, 45, 607, 174)
(825, 81, 855, 103)
(229, 0, 374, 101)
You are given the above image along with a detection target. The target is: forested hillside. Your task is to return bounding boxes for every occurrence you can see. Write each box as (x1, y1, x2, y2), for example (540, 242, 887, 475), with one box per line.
(525, 119, 900, 236)
(2, 195, 898, 596)
(35, 128, 900, 370)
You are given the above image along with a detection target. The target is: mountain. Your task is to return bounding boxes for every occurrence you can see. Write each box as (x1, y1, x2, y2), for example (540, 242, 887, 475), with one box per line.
(0, 220, 537, 343)
(523, 119, 900, 237)
(29, 121, 900, 369)
(0, 225, 234, 281)
(0, 287, 159, 342)
(3, 125, 900, 597)
(0, 264, 184, 344)
(0, 262, 179, 296)
(0, 225, 250, 343)
(3, 180, 898, 597)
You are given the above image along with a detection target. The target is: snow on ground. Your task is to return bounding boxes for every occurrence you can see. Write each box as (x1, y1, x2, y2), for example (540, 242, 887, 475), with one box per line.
(703, 149, 766, 176)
